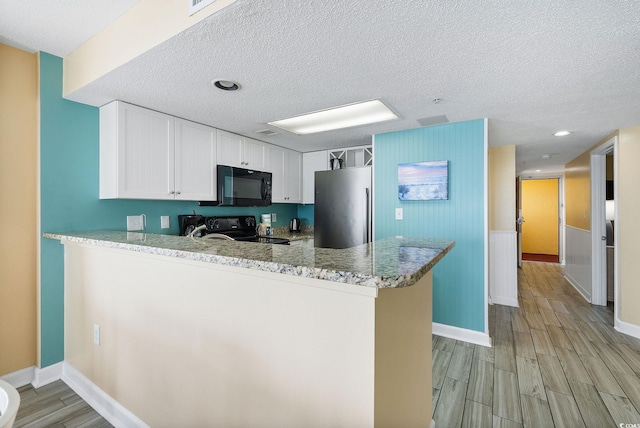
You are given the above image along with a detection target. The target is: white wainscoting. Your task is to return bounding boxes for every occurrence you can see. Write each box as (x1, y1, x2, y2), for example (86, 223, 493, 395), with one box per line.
(564, 225, 592, 302)
(489, 231, 518, 307)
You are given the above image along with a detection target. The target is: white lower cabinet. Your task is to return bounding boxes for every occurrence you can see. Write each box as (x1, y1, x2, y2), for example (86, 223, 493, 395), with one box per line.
(100, 101, 217, 201)
(268, 145, 302, 203)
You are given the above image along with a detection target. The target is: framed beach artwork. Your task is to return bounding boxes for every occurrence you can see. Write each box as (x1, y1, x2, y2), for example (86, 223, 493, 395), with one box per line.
(398, 160, 449, 201)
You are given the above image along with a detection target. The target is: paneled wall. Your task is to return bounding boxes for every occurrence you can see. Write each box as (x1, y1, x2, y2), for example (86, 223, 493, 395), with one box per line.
(373, 119, 486, 333)
(38, 53, 298, 367)
(0, 44, 37, 376)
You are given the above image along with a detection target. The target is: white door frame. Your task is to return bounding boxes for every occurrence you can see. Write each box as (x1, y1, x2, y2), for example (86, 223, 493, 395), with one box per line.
(590, 136, 617, 307)
(520, 175, 565, 265)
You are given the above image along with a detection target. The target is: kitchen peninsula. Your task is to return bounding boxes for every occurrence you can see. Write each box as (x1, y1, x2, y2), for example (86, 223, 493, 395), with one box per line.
(45, 231, 453, 428)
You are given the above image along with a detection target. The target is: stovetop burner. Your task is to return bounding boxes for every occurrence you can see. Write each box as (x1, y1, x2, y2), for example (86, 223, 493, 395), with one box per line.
(178, 215, 289, 245)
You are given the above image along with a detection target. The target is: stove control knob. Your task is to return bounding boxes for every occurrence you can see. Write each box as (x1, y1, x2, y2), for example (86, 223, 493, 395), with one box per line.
(246, 217, 255, 227)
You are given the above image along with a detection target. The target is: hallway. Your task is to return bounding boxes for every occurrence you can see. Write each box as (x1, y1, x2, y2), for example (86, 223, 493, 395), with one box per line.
(433, 261, 640, 427)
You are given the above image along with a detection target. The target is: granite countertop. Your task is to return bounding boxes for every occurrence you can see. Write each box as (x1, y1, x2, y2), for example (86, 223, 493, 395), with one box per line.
(44, 231, 454, 289)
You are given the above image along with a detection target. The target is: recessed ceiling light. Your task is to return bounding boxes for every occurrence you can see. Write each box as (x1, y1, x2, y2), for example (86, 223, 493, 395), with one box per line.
(536, 169, 542, 172)
(268, 99, 398, 135)
(213, 79, 240, 91)
(553, 130, 571, 137)
(541, 153, 551, 159)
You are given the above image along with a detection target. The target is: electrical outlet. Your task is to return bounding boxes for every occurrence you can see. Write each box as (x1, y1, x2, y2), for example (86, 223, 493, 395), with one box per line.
(127, 215, 144, 231)
(271, 213, 277, 223)
(395, 208, 403, 220)
(161, 216, 170, 229)
(93, 324, 100, 345)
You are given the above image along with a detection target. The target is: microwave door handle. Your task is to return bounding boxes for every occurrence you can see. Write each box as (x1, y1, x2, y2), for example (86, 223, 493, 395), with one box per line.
(261, 178, 267, 200)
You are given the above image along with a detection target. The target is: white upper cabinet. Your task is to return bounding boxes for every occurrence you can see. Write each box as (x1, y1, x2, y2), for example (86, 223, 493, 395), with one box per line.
(216, 130, 266, 170)
(100, 101, 217, 201)
(174, 118, 217, 201)
(242, 137, 267, 170)
(268, 145, 301, 203)
(267, 145, 285, 202)
(284, 148, 302, 203)
(302, 150, 328, 204)
(100, 101, 175, 200)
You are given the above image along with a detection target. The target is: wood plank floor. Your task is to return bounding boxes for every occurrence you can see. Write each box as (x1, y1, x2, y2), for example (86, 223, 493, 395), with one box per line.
(14, 380, 112, 428)
(12, 261, 640, 427)
(433, 261, 640, 427)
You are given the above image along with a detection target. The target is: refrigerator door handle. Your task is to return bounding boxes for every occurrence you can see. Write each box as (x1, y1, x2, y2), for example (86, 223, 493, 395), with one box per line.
(364, 187, 370, 243)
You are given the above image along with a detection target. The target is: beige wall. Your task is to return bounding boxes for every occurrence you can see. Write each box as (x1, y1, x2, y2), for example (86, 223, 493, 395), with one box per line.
(64, 0, 237, 97)
(488, 145, 516, 231)
(0, 44, 37, 375)
(565, 150, 592, 230)
(617, 125, 640, 327)
(564, 132, 618, 230)
(64, 243, 432, 426)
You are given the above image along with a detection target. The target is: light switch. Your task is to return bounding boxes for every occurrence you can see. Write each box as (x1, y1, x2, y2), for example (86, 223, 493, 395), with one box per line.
(395, 208, 403, 220)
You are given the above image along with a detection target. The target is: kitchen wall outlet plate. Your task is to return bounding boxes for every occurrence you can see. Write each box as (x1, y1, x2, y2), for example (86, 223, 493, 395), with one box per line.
(127, 215, 145, 231)
(395, 208, 403, 220)
(161, 216, 170, 229)
(93, 324, 100, 345)
(271, 213, 277, 223)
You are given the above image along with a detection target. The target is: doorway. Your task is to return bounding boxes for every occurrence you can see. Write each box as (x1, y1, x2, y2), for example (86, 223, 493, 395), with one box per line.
(521, 179, 560, 263)
(590, 137, 617, 311)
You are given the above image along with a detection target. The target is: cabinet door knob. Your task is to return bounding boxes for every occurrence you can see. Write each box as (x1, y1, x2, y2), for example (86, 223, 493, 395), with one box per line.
(169, 191, 175, 194)
(176, 191, 181, 195)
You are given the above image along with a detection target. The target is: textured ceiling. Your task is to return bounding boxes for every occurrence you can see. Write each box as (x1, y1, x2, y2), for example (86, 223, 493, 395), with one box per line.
(2, 0, 640, 175)
(0, 0, 140, 57)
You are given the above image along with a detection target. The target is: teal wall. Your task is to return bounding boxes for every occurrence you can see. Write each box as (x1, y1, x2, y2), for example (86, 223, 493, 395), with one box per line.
(296, 204, 314, 226)
(373, 119, 486, 332)
(38, 53, 299, 367)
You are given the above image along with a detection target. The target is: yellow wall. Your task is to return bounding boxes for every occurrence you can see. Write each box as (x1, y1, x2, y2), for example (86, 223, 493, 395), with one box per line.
(565, 151, 592, 230)
(521, 179, 558, 255)
(617, 125, 640, 328)
(488, 146, 516, 231)
(64, 0, 237, 97)
(0, 44, 37, 375)
(565, 133, 618, 230)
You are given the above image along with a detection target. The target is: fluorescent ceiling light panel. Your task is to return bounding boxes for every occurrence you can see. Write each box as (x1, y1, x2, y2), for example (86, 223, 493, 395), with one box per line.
(268, 100, 398, 135)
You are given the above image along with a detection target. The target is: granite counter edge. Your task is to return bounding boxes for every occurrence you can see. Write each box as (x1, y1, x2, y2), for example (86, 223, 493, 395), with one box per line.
(44, 232, 453, 289)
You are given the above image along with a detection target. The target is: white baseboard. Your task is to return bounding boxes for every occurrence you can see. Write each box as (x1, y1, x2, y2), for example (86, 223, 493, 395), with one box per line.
(0, 366, 35, 388)
(433, 322, 492, 347)
(564, 273, 591, 303)
(615, 318, 640, 340)
(32, 362, 63, 388)
(491, 296, 519, 307)
(62, 363, 149, 428)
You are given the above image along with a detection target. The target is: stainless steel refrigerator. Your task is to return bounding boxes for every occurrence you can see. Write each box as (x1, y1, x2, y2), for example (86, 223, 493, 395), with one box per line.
(314, 167, 372, 249)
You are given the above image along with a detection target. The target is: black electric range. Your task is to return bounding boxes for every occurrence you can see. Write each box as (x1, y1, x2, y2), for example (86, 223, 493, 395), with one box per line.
(178, 215, 290, 245)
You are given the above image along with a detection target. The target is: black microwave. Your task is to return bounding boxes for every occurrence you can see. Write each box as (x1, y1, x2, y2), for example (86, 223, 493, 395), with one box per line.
(201, 165, 272, 207)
